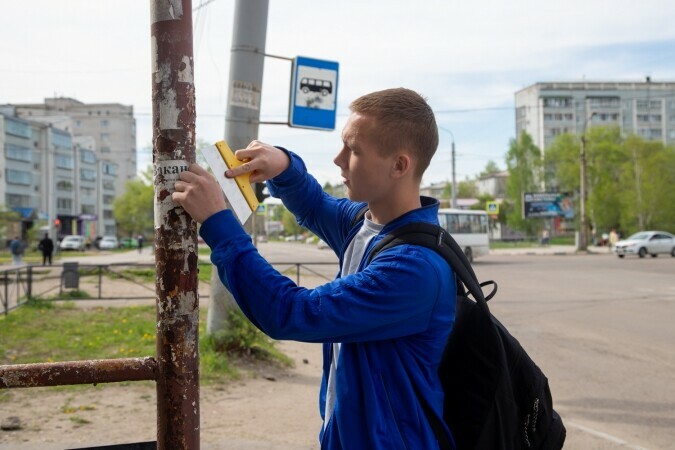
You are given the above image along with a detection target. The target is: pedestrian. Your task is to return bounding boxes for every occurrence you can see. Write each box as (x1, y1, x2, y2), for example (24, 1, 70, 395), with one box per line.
(541, 228, 550, 246)
(173, 88, 456, 448)
(38, 233, 55, 265)
(609, 228, 619, 252)
(8, 236, 24, 266)
(137, 235, 144, 254)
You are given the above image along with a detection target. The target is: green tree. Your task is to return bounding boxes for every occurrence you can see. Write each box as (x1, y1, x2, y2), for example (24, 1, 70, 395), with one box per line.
(480, 160, 501, 177)
(281, 209, 304, 237)
(505, 132, 542, 235)
(442, 180, 478, 199)
(113, 167, 154, 238)
(619, 136, 675, 234)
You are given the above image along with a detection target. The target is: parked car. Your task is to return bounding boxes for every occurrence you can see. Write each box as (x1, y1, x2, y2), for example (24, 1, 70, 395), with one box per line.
(614, 231, 675, 258)
(59, 235, 86, 251)
(98, 236, 119, 250)
(118, 237, 138, 249)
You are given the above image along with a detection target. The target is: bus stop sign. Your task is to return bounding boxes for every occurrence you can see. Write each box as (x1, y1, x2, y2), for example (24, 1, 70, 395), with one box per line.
(289, 56, 339, 130)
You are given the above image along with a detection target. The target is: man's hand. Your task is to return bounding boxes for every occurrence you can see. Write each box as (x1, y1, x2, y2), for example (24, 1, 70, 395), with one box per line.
(226, 140, 290, 183)
(173, 163, 227, 224)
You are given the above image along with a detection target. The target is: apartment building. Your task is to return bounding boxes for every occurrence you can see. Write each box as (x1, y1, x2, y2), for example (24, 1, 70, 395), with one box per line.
(515, 81, 675, 151)
(0, 107, 119, 240)
(13, 97, 136, 196)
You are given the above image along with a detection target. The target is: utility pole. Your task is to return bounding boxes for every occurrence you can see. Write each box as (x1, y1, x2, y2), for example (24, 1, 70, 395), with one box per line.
(438, 126, 457, 208)
(208, 0, 269, 334)
(452, 139, 457, 208)
(579, 135, 589, 252)
(150, 1, 200, 448)
(578, 112, 596, 252)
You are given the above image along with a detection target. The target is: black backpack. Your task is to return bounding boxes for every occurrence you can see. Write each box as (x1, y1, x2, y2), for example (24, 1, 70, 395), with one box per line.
(365, 221, 566, 450)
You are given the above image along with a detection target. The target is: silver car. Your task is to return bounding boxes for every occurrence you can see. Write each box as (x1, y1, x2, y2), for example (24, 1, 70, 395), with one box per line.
(59, 235, 86, 251)
(614, 231, 675, 258)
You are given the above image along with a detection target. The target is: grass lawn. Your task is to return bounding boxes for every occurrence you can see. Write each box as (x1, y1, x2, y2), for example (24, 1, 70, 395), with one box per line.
(0, 299, 291, 385)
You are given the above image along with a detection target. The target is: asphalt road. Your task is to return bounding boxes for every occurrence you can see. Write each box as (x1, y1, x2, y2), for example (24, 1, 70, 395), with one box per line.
(258, 243, 675, 449)
(59, 242, 675, 448)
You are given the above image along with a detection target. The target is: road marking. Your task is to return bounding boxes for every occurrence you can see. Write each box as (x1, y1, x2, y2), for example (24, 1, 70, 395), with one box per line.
(568, 421, 650, 449)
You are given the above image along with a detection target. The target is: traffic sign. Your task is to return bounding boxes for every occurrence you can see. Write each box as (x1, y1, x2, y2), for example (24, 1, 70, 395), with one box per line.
(486, 201, 499, 215)
(289, 56, 339, 130)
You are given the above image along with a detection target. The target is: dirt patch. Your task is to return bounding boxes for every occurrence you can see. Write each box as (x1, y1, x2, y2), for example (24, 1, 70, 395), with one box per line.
(0, 340, 323, 449)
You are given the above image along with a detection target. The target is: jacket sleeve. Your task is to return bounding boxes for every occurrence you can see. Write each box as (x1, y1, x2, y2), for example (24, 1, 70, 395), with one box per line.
(266, 149, 365, 253)
(200, 209, 448, 343)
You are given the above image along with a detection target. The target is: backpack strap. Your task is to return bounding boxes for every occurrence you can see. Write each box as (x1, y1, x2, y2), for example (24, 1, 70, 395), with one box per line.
(367, 222, 494, 311)
(350, 204, 369, 229)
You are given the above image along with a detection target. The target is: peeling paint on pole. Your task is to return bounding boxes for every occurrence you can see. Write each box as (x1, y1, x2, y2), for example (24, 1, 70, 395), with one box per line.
(151, 1, 199, 448)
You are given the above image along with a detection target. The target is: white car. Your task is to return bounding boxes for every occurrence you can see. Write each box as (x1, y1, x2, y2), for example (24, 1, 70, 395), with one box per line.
(98, 236, 119, 250)
(614, 231, 675, 258)
(59, 235, 86, 251)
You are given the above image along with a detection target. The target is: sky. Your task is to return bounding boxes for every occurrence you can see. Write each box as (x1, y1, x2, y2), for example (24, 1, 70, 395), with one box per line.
(2, 0, 675, 187)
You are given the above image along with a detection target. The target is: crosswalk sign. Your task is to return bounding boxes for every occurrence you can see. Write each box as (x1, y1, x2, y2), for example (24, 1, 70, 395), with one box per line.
(486, 201, 499, 215)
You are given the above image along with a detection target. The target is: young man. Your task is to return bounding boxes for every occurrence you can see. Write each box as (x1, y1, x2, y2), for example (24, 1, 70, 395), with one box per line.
(173, 88, 456, 449)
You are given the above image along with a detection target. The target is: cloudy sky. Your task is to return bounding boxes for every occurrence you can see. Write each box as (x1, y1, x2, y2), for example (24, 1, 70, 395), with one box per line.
(2, 0, 675, 186)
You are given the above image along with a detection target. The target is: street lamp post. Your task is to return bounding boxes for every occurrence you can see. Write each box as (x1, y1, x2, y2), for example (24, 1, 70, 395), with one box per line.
(438, 126, 457, 208)
(578, 112, 596, 252)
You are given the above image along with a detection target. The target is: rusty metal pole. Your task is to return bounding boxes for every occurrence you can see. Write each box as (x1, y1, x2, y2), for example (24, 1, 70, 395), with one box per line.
(150, 1, 199, 449)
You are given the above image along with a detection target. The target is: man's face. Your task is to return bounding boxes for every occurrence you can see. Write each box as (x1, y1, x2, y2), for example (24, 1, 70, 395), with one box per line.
(333, 113, 396, 203)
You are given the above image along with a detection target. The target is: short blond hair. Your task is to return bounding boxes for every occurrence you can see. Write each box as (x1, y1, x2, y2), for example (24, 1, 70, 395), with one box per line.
(350, 88, 438, 179)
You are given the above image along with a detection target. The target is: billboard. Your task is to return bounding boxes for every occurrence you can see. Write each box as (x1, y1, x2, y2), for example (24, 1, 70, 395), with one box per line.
(522, 192, 575, 219)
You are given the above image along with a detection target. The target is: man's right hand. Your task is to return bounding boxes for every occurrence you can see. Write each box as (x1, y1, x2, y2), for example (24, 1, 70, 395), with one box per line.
(225, 140, 290, 183)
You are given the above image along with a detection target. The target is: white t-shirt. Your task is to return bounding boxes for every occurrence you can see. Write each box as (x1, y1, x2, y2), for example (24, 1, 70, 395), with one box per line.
(323, 213, 384, 429)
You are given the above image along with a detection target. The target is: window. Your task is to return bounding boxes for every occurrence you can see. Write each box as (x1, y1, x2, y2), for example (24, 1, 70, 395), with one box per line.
(81, 204, 96, 214)
(103, 180, 115, 190)
(100, 119, 109, 127)
(103, 195, 115, 205)
(100, 133, 110, 140)
(637, 99, 662, 110)
(80, 168, 96, 181)
(104, 210, 114, 219)
(589, 97, 620, 108)
(56, 154, 74, 169)
(80, 149, 96, 163)
(101, 146, 111, 153)
(6, 169, 31, 185)
(6, 194, 30, 207)
(57, 198, 73, 210)
(103, 163, 117, 175)
(543, 97, 572, 108)
(5, 143, 32, 162)
(57, 180, 73, 191)
(5, 118, 31, 138)
(81, 187, 95, 196)
(51, 130, 72, 149)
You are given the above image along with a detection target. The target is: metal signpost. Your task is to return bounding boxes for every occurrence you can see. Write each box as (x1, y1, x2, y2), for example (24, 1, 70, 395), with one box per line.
(289, 56, 339, 130)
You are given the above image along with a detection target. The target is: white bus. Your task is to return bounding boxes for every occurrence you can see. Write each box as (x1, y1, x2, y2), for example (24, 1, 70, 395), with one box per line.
(438, 209, 490, 262)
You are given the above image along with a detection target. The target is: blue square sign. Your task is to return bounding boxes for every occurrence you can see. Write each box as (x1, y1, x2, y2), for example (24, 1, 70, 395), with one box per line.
(289, 56, 339, 131)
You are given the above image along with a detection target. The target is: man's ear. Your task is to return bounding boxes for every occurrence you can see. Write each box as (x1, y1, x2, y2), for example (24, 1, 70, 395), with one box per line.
(392, 153, 413, 178)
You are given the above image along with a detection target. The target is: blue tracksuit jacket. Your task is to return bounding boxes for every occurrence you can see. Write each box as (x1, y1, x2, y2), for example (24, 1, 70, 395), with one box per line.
(200, 151, 456, 449)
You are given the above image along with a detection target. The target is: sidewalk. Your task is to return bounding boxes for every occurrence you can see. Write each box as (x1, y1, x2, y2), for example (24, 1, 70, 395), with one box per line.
(488, 245, 612, 256)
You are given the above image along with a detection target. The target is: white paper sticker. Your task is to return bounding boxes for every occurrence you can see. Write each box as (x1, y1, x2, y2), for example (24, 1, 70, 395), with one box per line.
(154, 159, 189, 229)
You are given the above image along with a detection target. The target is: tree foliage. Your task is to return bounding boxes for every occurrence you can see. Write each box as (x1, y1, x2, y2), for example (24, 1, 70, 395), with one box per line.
(545, 128, 675, 236)
(281, 209, 305, 237)
(113, 167, 154, 238)
(480, 160, 501, 177)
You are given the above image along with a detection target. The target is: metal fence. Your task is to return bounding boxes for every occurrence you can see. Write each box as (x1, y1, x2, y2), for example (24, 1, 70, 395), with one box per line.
(0, 260, 339, 316)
